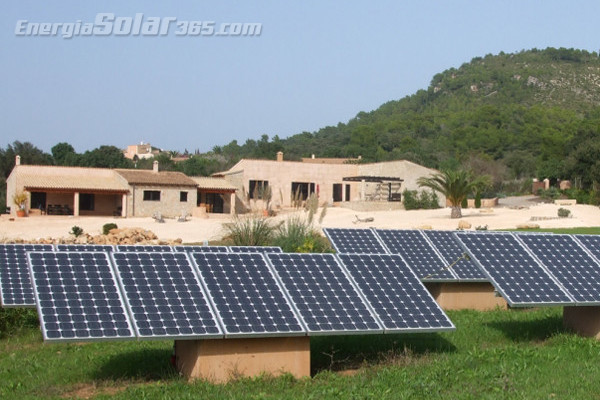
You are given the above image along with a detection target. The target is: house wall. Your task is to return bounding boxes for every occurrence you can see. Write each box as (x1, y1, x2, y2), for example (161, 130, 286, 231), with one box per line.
(79, 194, 122, 216)
(129, 185, 197, 218)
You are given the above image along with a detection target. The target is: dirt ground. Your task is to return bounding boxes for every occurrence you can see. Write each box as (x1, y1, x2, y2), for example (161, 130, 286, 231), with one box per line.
(1, 197, 598, 243)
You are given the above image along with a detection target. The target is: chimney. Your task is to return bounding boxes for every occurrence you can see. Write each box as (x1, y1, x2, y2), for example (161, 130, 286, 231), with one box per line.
(311, 154, 315, 159)
(276, 151, 283, 162)
(15, 155, 21, 166)
(153, 160, 159, 173)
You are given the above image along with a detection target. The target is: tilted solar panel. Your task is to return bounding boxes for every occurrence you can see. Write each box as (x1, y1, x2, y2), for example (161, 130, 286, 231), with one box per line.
(323, 228, 388, 254)
(27, 251, 135, 341)
(56, 244, 115, 252)
(337, 253, 455, 332)
(423, 230, 486, 281)
(574, 235, 600, 261)
(455, 233, 573, 307)
(190, 252, 305, 337)
(111, 252, 223, 339)
(229, 246, 283, 253)
(116, 245, 173, 252)
(173, 246, 230, 253)
(375, 229, 456, 280)
(267, 253, 383, 335)
(0, 244, 54, 307)
(517, 233, 600, 304)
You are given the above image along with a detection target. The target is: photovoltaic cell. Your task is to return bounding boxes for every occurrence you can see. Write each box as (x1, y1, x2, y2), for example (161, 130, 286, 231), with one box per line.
(191, 252, 305, 337)
(575, 235, 600, 261)
(517, 234, 600, 304)
(0, 244, 53, 307)
(27, 251, 135, 341)
(173, 246, 230, 253)
(375, 229, 456, 280)
(423, 230, 486, 281)
(267, 253, 382, 335)
(229, 246, 283, 253)
(323, 228, 388, 254)
(56, 244, 115, 252)
(455, 233, 573, 306)
(337, 253, 455, 332)
(111, 252, 223, 339)
(116, 245, 173, 252)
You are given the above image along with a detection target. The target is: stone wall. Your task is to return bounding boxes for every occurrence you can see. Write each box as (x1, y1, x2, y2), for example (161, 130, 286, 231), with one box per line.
(130, 185, 197, 218)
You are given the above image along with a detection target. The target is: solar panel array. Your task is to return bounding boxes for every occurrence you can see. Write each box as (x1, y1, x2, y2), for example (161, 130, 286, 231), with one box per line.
(56, 244, 115, 252)
(575, 234, 600, 260)
(323, 228, 388, 254)
(0, 244, 54, 307)
(230, 246, 283, 253)
(116, 245, 173, 252)
(422, 230, 486, 281)
(173, 245, 230, 253)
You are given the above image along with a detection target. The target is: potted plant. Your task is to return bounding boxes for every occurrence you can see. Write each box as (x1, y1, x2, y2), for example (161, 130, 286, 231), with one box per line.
(12, 191, 28, 217)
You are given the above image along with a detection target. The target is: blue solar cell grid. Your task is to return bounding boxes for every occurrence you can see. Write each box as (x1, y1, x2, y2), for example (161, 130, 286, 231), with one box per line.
(267, 253, 382, 335)
(423, 230, 486, 281)
(455, 233, 573, 307)
(517, 234, 600, 304)
(116, 245, 173, 252)
(0, 244, 54, 307)
(375, 229, 456, 280)
(191, 252, 305, 337)
(56, 244, 115, 252)
(27, 251, 135, 341)
(173, 246, 230, 253)
(111, 252, 223, 339)
(229, 246, 283, 253)
(575, 235, 600, 261)
(337, 253, 455, 332)
(323, 228, 388, 254)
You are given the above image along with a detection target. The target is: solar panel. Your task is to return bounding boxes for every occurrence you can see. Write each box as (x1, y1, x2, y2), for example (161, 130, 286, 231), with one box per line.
(267, 253, 382, 335)
(423, 230, 486, 281)
(336, 253, 455, 332)
(455, 233, 573, 307)
(190, 252, 305, 337)
(229, 246, 283, 253)
(517, 234, 600, 304)
(173, 246, 230, 253)
(375, 229, 456, 280)
(116, 245, 173, 252)
(111, 252, 223, 339)
(56, 244, 115, 252)
(323, 228, 388, 254)
(574, 235, 600, 261)
(27, 251, 135, 341)
(0, 244, 53, 307)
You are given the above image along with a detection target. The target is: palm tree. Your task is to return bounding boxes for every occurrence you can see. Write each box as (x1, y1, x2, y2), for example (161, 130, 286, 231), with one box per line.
(418, 170, 491, 218)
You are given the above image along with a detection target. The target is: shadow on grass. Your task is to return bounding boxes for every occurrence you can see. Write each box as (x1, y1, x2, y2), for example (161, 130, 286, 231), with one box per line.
(485, 311, 565, 342)
(94, 347, 178, 382)
(311, 332, 455, 374)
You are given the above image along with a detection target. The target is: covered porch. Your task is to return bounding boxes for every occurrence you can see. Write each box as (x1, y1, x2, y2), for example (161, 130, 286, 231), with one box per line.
(343, 176, 404, 202)
(193, 177, 237, 215)
(26, 187, 128, 217)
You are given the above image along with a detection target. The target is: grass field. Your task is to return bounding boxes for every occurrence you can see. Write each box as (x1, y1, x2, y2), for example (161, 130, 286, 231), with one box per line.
(512, 226, 600, 234)
(2, 307, 600, 399)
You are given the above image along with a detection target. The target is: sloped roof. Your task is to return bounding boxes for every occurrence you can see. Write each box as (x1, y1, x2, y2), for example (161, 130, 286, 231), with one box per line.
(15, 165, 128, 192)
(115, 169, 198, 187)
(192, 177, 237, 191)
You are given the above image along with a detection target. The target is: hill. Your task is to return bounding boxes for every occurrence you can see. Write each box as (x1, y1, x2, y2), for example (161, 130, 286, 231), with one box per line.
(213, 48, 600, 190)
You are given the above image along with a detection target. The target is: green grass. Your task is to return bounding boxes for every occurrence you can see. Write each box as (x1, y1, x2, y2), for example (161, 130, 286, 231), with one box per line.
(509, 226, 600, 235)
(2, 308, 600, 399)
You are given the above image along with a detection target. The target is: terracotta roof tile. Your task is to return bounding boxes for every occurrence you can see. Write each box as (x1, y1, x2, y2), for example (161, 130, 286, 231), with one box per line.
(115, 169, 197, 187)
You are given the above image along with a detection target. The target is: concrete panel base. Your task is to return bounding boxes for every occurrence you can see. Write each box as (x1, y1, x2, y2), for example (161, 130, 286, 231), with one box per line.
(563, 306, 600, 339)
(175, 336, 311, 383)
(425, 282, 507, 311)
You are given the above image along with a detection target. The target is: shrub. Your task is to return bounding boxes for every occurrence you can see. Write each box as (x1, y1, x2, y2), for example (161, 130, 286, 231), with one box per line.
(557, 208, 571, 218)
(224, 215, 274, 246)
(536, 187, 561, 201)
(273, 214, 332, 253)
(403, 189, 440, 210)
(0, 308, 39, 338)
(474, 192, 482, 209)
(70, 226, 84, 237)
(102, 223, 118, 235)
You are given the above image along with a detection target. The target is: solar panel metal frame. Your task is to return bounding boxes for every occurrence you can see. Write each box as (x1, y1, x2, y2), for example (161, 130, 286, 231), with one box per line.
(455, 232, 575, 307)
(374, 229, 458, 281)
(229, 246, 283, 253)
(190, 252, 307, 338)
(110, 251, 224, 340)
(335, 253, 455, 333)
(56, 244, 115, 252)
(515, 233, 600, 305)
(323, 228, 389, 254)
(0, 244, 54, 308)
(266, 252, 384, 336)
(173, 245, 230, 253)
(422, 230, 487, 282)
(116, 245, 173, 252)
(574, 234, 600, 261)
(27, 251, 136, 342)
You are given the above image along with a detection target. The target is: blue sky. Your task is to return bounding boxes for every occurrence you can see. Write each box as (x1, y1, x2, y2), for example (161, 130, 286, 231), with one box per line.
(2, 1, 599, 154)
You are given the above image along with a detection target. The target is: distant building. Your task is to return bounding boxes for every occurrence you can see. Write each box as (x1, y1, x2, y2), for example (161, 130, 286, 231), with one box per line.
(123, 142, 156, 160)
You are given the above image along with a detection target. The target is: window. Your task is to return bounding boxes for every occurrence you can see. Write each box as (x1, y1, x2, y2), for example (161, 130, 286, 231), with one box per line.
(79, 193, 95, 211)
(180, 191, 188, 202)
(291, 182, 315, 201)
(143, 190, 161, 201)
(248, 180, 269, 199)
